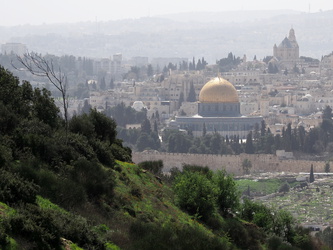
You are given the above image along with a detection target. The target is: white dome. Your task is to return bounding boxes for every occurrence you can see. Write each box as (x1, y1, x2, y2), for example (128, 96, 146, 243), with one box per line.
(132, 101, 145, 111)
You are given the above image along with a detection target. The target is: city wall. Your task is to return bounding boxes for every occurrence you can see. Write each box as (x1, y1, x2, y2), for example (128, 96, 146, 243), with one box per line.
(132, 152, 325, 176)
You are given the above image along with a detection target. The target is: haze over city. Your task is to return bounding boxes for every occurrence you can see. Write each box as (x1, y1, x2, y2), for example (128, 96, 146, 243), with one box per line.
(2, 0, 333, 26)
(3, 0, 333, 249)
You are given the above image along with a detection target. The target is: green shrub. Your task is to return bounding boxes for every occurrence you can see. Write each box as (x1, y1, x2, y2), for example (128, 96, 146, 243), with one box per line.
(267, 235, 284, 250)
(240, 199, 298, 245)
(182, 164, 212, 178)
(0, 169, 39, 204)
(6, 203, 106, 249)
(53, 213, 104, 249)
(223, 218, 250, 249)
(111, 139, 132, 163)
(0, 102, 19, 136)
(223, 218, 265, 250)
(8, 204, 61, 249)
(0, 143, 12, 167)
(173, 171, 217, 220)
(90, 140, 115, 167)
(12, 162, 87, 209)
(69, 113, 96, 140)
(0, 223, 9, 248)
(72, 158, 115, 199)
(213, 170, 240, 216)
(138, 160, 163, 175)
(279, 182, 290, 193)
(67, 133, 96, 161)
(53, 177, 87, 209)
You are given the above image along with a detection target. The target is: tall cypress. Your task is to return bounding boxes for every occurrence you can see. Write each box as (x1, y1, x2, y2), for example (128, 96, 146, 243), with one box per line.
(202, 122, 207, 136)
(245, 131, 255, 154)
(309, 164, 315, 183)
(187, 82, 196, 102)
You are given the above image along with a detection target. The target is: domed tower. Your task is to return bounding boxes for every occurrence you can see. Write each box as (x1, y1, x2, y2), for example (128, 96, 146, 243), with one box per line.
(288, 28, 296, 41)
(273, 28, 299, 61)
(198, 77, 240, 117)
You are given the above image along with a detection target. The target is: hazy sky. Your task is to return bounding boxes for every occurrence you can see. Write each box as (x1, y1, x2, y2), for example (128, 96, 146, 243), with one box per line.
(1, 0, 333, 26)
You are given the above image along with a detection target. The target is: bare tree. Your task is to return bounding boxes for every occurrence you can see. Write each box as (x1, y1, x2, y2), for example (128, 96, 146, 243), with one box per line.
(13, 52, 69, 137)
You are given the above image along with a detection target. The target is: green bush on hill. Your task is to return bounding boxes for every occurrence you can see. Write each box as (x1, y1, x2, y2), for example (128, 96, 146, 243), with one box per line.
(0, 169, 39, 204)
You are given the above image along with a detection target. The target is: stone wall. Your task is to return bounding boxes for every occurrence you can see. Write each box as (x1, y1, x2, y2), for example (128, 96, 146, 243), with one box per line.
(132, 152, 324, 175)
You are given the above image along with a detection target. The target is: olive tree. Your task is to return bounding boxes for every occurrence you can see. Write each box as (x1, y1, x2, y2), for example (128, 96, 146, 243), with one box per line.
(213, 170, 240, 216)
(173, 170, 217, 220)
(173, 167, 240, 219)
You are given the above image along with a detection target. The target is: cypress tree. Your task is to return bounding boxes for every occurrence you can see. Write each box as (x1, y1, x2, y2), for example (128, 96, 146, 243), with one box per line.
(309, 164, 315, 183)
(178, 92, 184, 109)
(187, 82, 196, 102)
(100, 76, 106, 90)
(325, 162, 330, 174)
(202, 122, 207, 136)
(245, 131, 255, 154)
(109, 78, 115, 89)
(154, 120, 158, 133)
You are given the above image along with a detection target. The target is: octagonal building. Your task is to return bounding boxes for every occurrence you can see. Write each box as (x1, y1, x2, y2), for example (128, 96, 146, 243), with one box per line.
(169, 77, 262, 138)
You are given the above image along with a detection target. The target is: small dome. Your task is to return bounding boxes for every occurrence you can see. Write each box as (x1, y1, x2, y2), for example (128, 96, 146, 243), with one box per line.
(199, 77, 239, 103)
(132, 101, 145, 111)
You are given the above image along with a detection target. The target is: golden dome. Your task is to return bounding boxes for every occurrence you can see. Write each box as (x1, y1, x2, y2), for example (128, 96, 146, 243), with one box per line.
(199, 77, 239, 103)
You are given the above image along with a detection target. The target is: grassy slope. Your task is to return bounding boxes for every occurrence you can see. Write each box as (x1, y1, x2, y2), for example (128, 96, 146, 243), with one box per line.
(108, 161, 228, 249)
(0, 161, 232, 249)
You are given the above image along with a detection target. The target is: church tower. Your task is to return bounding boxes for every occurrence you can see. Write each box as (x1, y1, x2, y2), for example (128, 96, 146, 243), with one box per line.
(273, 28, 299, 68)
(288, 28, 296, 41)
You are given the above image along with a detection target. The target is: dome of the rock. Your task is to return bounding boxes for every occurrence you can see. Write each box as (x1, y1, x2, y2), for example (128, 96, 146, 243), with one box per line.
(199, 77, 239, 103)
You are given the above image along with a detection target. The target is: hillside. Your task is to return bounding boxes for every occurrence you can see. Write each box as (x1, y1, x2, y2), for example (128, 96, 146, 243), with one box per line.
(0, 161, 232, 249)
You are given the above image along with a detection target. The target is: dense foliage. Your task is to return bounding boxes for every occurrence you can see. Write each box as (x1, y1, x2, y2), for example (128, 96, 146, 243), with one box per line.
(217, 52, 242, 72)
(0, 65, 131, 248)
(171, 165, 316, 249)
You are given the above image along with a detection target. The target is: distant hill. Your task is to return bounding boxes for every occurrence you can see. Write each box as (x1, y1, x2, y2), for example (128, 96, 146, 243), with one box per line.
(157, 10, 301, 23)
(1, 10, 333, 62)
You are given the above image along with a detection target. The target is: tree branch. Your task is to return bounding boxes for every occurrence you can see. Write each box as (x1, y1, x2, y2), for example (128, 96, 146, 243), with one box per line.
(13, 51, 69, 141)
